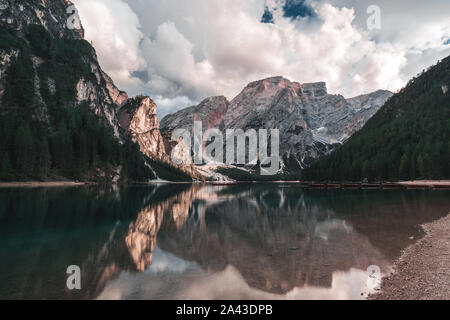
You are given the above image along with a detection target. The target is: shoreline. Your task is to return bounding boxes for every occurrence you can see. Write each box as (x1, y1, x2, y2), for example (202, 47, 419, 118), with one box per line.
(369, 213, 450, 300)
(0, 181, 87, 188)
(398, 180, 450, 187)
(1, 179, 449, 188)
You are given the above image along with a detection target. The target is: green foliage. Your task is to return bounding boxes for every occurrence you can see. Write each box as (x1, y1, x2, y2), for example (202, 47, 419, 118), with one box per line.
(0, 153, 13, 180)
(0, 104, 116, 181)
(26, 24, 53, 59)
(14, 123, 34, 177)
(37, 137, 51, 179)
(303, 56, 450, 182)
(3, 50, 35, 110)
(0, 29, 27, 50)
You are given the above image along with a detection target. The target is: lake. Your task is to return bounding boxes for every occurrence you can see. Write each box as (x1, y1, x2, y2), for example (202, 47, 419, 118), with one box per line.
(0, 184, 449, 300)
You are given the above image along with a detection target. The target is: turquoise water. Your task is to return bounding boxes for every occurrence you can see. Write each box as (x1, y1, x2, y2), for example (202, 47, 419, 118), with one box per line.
(0, 184, 449, 300)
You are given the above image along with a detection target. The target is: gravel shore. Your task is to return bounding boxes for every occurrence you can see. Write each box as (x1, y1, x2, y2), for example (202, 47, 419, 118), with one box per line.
(0, 181, 86, 188)
(370, 213, 450, 300)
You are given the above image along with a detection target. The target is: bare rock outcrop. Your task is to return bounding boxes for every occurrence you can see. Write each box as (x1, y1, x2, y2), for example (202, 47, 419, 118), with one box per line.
(118, 96, 166, 160)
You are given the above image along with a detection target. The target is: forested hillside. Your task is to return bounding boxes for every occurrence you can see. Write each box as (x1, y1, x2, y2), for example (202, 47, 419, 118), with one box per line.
(303, 55, 450, 182)
(0, 25, 158, 182)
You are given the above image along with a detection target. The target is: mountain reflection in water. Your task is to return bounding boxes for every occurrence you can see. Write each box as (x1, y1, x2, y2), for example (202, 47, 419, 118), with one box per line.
(0, 184, 449, 300)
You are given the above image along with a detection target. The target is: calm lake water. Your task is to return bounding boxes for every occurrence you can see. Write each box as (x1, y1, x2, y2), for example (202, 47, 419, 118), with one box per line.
(0, 184, 449, 300)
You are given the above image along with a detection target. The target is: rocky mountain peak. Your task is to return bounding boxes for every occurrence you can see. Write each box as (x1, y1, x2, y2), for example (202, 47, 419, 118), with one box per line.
(202, 95, 229, 105)
(245, 76, 291, 89)
(243, 76, 328, 99)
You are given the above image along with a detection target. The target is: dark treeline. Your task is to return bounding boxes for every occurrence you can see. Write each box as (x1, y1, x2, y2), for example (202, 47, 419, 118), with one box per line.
(0, 25, 155, 181)
(302, 55, 450, 182)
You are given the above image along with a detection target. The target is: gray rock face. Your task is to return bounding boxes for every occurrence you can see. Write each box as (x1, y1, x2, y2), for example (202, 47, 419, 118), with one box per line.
(161, 76, 392, 169)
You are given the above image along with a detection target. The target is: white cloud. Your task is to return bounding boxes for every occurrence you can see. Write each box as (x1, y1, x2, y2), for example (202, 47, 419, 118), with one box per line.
(73, 0, 450, 118)
(133, 0, 408, 100)
(72, 0, 147, 95)
(153, 95, 196, 119)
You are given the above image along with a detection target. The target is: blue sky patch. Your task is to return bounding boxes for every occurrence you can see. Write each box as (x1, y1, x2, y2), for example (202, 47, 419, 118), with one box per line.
(282, 0, 315, 20)
(261, 0, 315, 24)
(261, 6, 274, 24)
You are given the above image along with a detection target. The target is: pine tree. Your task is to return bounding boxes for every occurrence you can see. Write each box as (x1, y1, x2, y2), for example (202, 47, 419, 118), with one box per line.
(417, 154, 425, 178)
(0, 153, 12, 180)
(409, 155, 416, 180)
(38, 137, 51, 179)
(362, 160, 370, 181)
(14, 124, 34, 178)
(53, 121, 73, 175)
(399, 154, 409, 180)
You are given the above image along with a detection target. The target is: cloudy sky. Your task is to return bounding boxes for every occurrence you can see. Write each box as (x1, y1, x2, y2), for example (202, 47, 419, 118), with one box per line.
(72, 0, 450, 118)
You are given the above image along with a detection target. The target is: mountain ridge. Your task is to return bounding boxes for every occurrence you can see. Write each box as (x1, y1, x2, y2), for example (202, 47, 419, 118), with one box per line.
(161, 76, 392, 170)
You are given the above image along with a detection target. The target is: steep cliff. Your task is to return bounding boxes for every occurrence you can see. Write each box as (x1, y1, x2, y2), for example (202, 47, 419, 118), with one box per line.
(118, 96, 166, 159)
